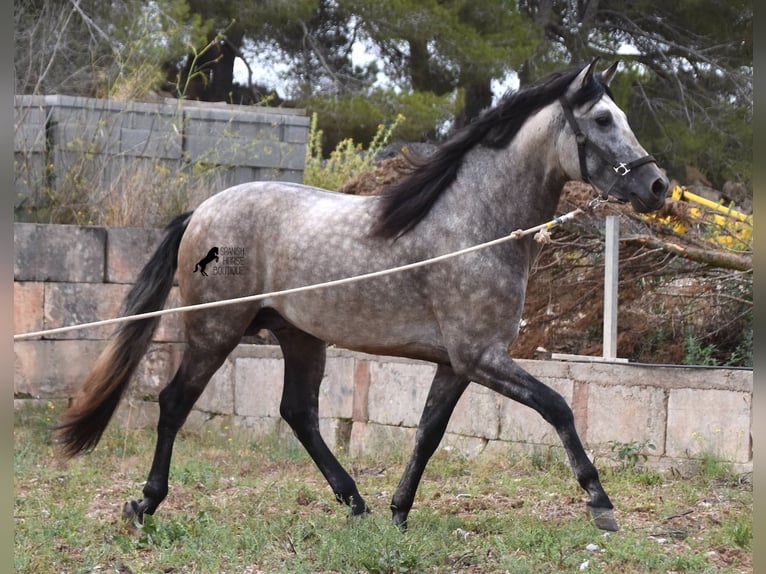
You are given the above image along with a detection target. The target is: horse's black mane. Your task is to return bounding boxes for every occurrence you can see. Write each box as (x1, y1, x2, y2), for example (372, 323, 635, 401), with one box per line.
(370, 64, 613, 239)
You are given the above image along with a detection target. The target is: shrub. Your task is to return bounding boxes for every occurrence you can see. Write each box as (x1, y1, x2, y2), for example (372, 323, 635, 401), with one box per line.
(303, 112, 405, 191)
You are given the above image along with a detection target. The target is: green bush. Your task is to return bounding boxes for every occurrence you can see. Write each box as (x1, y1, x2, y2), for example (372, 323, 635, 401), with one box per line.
(303, 111, 405, 191)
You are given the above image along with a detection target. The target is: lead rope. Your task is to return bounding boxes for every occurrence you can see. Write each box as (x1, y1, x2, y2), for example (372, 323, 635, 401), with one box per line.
(511, 196, 607, 244)
(13, 199, 606, 341)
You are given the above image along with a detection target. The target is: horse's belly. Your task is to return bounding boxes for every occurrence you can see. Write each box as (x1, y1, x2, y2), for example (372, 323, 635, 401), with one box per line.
(271, 285, 447, 361)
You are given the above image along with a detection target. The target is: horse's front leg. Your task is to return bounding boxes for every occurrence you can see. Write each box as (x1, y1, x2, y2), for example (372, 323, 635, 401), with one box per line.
(391, 364, 469, 528)
(464, 343, 618, 531)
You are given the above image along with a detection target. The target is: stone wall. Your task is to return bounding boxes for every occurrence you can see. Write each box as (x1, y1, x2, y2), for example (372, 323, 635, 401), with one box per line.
(13, 95, 309, 221)
(14, 223, 753, 472)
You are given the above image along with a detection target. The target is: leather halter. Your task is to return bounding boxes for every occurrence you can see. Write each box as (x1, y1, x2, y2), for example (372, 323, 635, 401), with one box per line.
(559, 96, 657, 198)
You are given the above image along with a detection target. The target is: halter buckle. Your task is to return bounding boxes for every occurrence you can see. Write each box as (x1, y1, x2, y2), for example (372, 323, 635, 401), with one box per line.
(614, 163, 631, 176)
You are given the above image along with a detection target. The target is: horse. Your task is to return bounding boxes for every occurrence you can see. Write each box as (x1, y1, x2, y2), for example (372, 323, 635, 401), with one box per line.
(193, 246, 219, 276)
(56, 59, 668, 533)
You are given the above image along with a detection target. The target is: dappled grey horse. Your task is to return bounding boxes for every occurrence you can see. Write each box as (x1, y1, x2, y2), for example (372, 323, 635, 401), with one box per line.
(57, 59, 668, 532)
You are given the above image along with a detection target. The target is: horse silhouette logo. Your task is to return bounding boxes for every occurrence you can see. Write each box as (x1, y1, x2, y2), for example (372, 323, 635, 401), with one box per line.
(193, 247, 219, 276)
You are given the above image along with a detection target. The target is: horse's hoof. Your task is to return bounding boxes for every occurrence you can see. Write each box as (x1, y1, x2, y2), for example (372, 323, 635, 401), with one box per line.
(122, 500, 143, 523)
(589, 506, 619, 531)
(391, 512, 409, 531)
(351, 503, 371, 517)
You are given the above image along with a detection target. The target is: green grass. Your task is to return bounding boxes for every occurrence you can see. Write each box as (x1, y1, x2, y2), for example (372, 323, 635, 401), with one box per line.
(14, 405, 752, 573)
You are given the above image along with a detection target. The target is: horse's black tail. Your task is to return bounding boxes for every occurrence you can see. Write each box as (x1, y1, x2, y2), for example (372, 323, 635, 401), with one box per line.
(56, 211, 193, 457)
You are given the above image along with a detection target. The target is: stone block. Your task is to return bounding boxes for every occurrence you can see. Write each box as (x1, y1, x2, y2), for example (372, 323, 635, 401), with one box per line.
(352, 359, 371, 422)
(14, 97, 47, 152)
(15, 223, 106, 282)
(131, 343, 183, 400)
(196, 356, 235, 415)
(233, 415, 289, 443)
(585, 384, 667, 455)
(366, 361, 435, 427)
(234, 357, 284, 417)
(44, 282, 130, 340)
(497, 378, 573, 446)
(14, 339, 107, 398)
(182, 410, 235, 439)
(440, 432, 490, 459)
(318, 418, 352, 452)
(284, 122, 310, 144)
(105, 226, 166, 284)
(319, 355, 356, 419)
(349, 421, 416, 458)
(666, 388, 751, 463)
(154, 286, 185, 343)
(446, 383, 501, 440)
(518, 359, 573, 380)
(14, 282, 44, 336)
(113, 399, 159, 430)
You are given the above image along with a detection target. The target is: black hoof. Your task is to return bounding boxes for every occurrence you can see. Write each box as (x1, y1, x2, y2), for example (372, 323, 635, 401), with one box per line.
(588, 505, 619, 531)
(391, 511, 409, 531)
(122, 500, 144, 523)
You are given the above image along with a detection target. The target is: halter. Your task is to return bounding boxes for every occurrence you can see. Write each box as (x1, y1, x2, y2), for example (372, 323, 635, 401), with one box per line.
(559, 96, 657, 198)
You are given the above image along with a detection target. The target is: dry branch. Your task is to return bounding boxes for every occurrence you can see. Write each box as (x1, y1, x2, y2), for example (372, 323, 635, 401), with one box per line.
(625, 235, 752, 272)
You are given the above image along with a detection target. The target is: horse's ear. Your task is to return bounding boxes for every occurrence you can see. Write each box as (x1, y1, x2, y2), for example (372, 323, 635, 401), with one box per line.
(581, 57, 600, 87)
(567, 58, 600, 96)
(601, 61, 619, 86)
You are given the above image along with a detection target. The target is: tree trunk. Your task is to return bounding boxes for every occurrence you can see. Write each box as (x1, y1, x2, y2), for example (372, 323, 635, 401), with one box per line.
(455, 78, 494, 129)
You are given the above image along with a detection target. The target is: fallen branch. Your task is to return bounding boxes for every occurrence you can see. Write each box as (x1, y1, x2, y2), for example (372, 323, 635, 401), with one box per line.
(625, 236, 752, 272)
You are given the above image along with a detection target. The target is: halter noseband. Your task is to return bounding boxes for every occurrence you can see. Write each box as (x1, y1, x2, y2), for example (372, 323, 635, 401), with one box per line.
(559, 96, 657, 198)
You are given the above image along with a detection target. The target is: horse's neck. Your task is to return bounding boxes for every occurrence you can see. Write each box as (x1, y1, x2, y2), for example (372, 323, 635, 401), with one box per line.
(450, 134, 567, 235)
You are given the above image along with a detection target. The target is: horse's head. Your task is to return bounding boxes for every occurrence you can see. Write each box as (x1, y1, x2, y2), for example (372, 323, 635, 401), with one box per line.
(558, 59, 668, 213)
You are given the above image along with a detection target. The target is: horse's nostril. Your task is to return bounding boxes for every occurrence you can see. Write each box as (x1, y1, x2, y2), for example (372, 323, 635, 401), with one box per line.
(652, 178, 668, 197)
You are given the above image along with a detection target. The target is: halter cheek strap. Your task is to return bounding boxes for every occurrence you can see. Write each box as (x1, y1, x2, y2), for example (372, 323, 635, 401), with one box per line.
(559, 97, 656, 197)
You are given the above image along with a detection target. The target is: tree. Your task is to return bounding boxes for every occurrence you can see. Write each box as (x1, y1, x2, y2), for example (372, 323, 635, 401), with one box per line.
(14, 0, 209, 100)
(15, 0, 752, 191)
(173, 0, 540, 144)
(518, 0, 753, 190)
(349, 0, 540, 128)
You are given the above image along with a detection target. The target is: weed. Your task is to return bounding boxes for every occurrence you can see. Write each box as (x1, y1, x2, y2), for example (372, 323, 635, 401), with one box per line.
(133, 513, 188, 549)
(729, 516, 753, 549)
(699, 450, 734, 480)
(303, 112, 405, 191)
(683, 329, 720, 366)
(607, 438, 655, 470)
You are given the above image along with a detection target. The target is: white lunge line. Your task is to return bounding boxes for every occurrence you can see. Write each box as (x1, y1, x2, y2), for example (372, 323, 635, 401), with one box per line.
(13, 208, 584, 341)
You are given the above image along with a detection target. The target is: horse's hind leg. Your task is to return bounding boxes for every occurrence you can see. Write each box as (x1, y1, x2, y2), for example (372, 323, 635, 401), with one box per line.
(391, 364, 469, 528)
(122, 332, 239, 521)
(274, 323, 368, 515)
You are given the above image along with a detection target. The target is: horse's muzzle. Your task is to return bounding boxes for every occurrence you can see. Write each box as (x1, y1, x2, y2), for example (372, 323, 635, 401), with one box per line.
(629, 175, 669, 213)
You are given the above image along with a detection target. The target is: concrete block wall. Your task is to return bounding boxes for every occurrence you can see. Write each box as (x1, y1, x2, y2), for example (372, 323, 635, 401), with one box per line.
(14, 95, 309, 219)
(14, 223, 753, 472)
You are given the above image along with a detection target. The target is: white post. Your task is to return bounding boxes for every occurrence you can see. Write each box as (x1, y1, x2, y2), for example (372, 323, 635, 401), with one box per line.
(603, 215, 619, 359)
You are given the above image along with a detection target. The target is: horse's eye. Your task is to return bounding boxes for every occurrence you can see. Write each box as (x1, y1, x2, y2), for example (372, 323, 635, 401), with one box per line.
(595, 113, 612, 127)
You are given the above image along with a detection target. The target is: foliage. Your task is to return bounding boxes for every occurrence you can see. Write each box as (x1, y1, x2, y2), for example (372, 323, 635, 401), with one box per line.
(607, 439, 656, 471)
(14, 0, 752, 198)
(683, 330, 722, 366)
(14, 0, 211, 98)
(302, 89, 457, 153)
(520, 0, 752, 190)
(304, 111, 405, 191)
